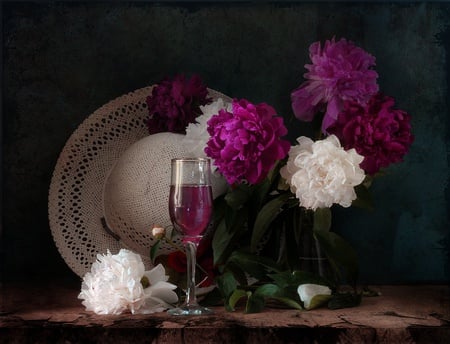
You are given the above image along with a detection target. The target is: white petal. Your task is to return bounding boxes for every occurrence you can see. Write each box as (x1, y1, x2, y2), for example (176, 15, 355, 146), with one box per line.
(147, 287, 179, 304)
(144, 264, 168, 285)
(297, 284, 332, 309)
(136, 297, 174, 314)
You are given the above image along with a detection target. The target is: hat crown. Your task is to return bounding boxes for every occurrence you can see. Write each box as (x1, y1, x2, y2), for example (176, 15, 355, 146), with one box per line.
(103, 133, 228, 260)
(49, 86, 230, 277)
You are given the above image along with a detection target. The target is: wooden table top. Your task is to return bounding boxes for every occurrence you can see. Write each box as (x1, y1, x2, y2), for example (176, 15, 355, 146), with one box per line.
(1, 283, 449, 343)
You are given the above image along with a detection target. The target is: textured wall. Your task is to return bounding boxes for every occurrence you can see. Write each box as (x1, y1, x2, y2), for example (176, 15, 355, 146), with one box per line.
(2, 1, 449, 283)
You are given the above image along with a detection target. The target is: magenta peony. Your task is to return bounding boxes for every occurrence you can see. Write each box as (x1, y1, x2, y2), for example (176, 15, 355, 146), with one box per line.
(146, 74, 211, 134)
(205, 99, 291, 185)
(328, 93, 414, 175)
(291, 38, 379, 132)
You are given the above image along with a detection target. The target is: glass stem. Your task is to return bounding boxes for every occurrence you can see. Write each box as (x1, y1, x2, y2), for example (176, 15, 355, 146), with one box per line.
(185, 241, 198, 307)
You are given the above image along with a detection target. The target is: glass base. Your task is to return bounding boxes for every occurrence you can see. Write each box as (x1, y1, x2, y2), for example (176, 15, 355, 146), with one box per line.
(167, 305, 213, 316)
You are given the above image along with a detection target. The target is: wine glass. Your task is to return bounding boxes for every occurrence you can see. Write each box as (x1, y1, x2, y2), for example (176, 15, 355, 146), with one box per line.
(168, 158, 214, 315)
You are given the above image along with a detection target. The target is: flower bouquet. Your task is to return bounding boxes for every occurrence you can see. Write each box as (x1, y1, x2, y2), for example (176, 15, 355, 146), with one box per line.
(149, 38, 413, 313)
(80, 37, 414, 314)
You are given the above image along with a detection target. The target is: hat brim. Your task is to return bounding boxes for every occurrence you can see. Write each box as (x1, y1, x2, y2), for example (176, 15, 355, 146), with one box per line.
(48, 86, 230, 277)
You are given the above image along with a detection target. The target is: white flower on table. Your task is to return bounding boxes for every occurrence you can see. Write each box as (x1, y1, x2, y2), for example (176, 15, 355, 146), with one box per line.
(297, 283, 332, 310)
(280, 135, 365, 210)
(78, 249, 178, 315)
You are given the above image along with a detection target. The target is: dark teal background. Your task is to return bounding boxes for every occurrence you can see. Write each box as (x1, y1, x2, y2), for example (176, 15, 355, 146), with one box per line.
(2, 1, 449, 283)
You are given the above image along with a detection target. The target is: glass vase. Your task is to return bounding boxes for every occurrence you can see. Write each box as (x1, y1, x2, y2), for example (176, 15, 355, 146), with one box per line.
(286, 207, 331, 279)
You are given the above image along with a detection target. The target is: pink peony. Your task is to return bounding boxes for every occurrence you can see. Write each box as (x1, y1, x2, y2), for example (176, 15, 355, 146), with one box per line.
(328, 93, 414, 175)
(291, 38, 379, 132)
(146, 74, 211, 134)
(205, 99, 291, 185)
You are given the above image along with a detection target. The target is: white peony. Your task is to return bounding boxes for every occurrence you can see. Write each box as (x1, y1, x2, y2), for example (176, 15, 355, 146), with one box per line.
(78, 249, 178, 315)
(183, 98, 232, 159)
(280, 135, 365, 210)
(182, 97, 231, 197)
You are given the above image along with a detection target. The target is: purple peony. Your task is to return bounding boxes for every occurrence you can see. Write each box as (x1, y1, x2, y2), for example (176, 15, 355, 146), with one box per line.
(328, 93, 414, 175)
(146, 74, 211, 134)
(205, 99, 291, 185)
(291, 38, 379, 132)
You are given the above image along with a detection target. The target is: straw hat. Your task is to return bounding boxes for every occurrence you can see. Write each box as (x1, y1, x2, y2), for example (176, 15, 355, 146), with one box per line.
(48, 86, 230, 277)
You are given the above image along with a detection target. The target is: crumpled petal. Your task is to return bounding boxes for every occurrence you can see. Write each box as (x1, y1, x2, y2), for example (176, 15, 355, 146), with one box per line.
(143, 263, 169, 285)
(297, 284, 332, 309)
(145, 280, 179, 304)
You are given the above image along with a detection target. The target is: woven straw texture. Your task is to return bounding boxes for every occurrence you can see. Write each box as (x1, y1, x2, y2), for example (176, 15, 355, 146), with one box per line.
(49, 86, 230, 277)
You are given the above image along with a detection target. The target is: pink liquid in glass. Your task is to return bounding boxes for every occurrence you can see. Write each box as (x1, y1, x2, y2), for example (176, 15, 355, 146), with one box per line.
(169, 185, 213, 243)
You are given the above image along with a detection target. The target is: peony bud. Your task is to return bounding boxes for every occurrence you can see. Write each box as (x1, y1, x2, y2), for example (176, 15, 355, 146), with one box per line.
(151, 225, 166, 239)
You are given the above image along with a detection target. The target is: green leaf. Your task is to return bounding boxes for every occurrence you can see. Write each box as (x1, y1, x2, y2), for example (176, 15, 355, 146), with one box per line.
(245, 293, 266, 313)
(150, 240, 161, 264)
(216, 271, 237, 298)
(313, 208, 332, 232)
(271, 296, 303, 310)
(228, 289, 248, 311)
(268, 270, 332, 302)
(266, 160, 283, 184)
(254, 283, 280, 298)
(269, 270, 331, 289)
(212, 194, 227, 224)
(224, 205, 248, 234)
(286, 198, 300, 208)
(291, 270, 332, 287)
(252, 178, 271, 210)
(267, 270, 295, 289)
(225, 184, 251, 209)
(251, 193, 291, 252)
(244, 283, 304, 313)
(352, 184, 374, 210)
(212, 219, 235, 265)
(225, 261, 249, 287)
(306, 294, 333, 310)
(313, 230, 359, 286)
(328, 293, 362, 310)
(228, 254, 265, 280)
(201, 287, 224, 307)
(248, 283, 305, 311)
(228, 251, 280, 279)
